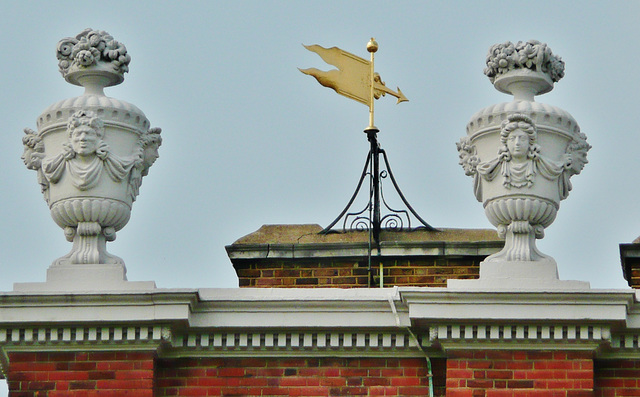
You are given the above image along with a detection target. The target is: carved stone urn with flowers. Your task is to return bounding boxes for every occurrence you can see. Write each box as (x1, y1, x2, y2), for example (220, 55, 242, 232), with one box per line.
(20, 29, 161, 288)
(455, 41, 590, 283)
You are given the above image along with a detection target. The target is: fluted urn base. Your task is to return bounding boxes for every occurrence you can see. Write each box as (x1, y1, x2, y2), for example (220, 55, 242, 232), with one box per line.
(53, 225, 125, 266)
(50, 198, 130, 266)
(484, 197, 557, 262)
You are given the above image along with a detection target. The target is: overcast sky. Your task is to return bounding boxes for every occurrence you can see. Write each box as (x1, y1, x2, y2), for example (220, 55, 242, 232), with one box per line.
(1, 2, 640, 291)
(1, 0, 640, 393)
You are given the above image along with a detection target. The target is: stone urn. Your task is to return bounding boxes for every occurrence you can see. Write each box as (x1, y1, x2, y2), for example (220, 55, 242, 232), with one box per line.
(21, 29, 162, 274)
(457, 41, 590, 265)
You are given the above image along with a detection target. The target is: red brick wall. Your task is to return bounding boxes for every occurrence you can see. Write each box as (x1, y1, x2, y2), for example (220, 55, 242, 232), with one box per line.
(7, 351, 155, 396)
(235, 257, 481, 288)
(10, 350, 640, 395)
(446, 350, 593, 396)
(155, 356, 446, 396)
(594, 359, 640, 396)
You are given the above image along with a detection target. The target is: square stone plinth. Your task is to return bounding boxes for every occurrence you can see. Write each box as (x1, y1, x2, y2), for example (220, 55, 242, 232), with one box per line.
(447, 259, 590, 291)
(13, 264, 156, 292)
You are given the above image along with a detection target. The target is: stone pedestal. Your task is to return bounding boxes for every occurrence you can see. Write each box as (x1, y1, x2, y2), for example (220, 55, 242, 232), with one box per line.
(13, 264, 156, 292)
(447, 259, 590, 290)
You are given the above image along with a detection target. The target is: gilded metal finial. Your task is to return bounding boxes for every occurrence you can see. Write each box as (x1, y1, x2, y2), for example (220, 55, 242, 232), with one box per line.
(366, 38, 378, 53)
(367, 38, 377, 129)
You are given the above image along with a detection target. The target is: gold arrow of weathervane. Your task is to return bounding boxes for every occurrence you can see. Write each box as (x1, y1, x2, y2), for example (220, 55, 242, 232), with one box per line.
(372, 75, 408, 104)
(300, 38, 408, 129)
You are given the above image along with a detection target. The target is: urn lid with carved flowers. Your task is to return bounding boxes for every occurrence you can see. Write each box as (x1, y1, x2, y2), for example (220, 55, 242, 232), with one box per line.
(484, 40, 565, 100)
(57, 28, 131, 89)
(38, 29, 148, 136)
(466, 40, 580, 146)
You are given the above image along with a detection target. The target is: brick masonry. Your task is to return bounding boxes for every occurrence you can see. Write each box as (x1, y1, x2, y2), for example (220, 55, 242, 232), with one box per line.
(155, 357, 446, 396)
(7, 351, 155, 396)
(10, 350, 640, 396)
(446, 350, 594, 397)
(235, 257, 483, 288)
(594, 359, 640, 397)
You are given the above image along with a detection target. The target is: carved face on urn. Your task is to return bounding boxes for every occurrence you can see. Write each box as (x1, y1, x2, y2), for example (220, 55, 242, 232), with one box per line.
(507, 129, 530, 160)
(141, 127, 162, 175)
(500, 115, 537, 162)
(66, 110, 105, 158)
(70, 125, 100, 156)
(143, 144, 159, 168)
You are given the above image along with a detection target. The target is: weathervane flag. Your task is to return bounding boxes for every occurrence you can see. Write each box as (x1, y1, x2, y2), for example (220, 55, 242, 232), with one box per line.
(299, 42, 408, 112)
(299, 44, 372, 106)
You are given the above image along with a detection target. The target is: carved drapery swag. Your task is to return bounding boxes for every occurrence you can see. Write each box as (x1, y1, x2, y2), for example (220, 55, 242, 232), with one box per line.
(23, 110, 162, 204)
(42, 145, 139, 191)
(40, 110, 141, 192)
(23, 114, 161, 205)
(457, 114, 590, 202)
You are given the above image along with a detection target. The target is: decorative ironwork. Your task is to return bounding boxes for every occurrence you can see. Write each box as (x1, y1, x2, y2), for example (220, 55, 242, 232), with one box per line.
(301, 38, 435, 287)
(321, 127, 437, 244)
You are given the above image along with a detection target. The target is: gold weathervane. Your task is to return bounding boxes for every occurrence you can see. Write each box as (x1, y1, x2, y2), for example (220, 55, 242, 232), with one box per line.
(299, 38, 408, 129)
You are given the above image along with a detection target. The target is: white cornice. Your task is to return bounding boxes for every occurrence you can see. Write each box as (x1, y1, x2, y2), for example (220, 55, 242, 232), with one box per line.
(164, 329, 433, 359)
(0, 289, 198, 324)
(2, 287, 640, 363)
(1, 287, 638, 329)
(0, 288, 411, 329)
(400, 288, 636, 324)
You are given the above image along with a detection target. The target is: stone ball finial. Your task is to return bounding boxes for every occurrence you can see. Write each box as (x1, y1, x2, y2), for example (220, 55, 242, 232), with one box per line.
(56, 28, 131, 90)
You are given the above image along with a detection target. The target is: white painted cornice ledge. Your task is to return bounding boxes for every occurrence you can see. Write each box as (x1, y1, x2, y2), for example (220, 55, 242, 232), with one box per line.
(3, 287, 640, 363)
(400, 287, 635, 323)
(0, 287, 638, 330)
(0, 288, 410, 329)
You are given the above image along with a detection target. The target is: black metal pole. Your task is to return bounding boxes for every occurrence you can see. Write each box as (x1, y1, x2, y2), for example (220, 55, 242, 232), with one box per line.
(365, 127, 380, 287)
(366, 127, 381, 248)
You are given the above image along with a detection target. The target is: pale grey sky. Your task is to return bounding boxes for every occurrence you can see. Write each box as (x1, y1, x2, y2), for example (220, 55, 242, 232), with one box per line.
(3, 0, 640, 289)
(3, 1, 640, 286)
(1, 2, 640, 390)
